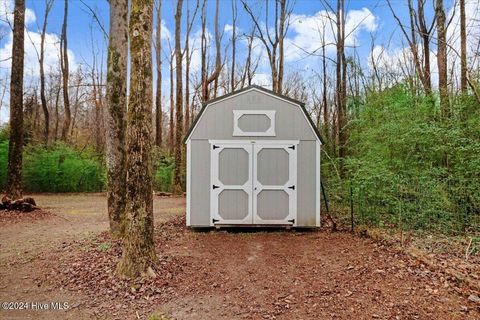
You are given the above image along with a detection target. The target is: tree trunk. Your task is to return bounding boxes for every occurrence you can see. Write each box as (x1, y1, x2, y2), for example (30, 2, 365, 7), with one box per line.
(417, 0, 432, 94)
(435, 0, 449, 117)
(6, 0, 25, 200)
(231, 0, 237, 92)
(169, 54, 174, 155)
(117, 0, 157, 278)
(201, 0, 221, 101)
(322, 27, 328, 139)
(459, 0, 467, 93)
(277, 0, 286, 94)
(155, 0, 163, 147)
(60, 0, 71, 141)
(39, 0, 53, 145)
(106, 0, 128, 238)
(173, 0, 184, 194)
(184, 3, 190, 132)
(336, 0, 347, 168)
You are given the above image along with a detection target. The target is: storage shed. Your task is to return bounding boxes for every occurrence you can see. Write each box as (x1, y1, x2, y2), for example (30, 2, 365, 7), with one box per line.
(184, 85, 323, 228)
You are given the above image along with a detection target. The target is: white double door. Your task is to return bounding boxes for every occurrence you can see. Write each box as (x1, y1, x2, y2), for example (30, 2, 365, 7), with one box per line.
(210, 140, 297, 225)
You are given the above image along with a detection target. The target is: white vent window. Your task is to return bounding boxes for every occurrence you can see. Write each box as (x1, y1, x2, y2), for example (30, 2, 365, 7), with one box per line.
(233, 110, 276, 136)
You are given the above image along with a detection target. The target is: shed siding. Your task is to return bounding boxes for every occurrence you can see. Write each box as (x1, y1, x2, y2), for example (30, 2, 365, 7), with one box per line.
(297, 140, 317, 227)
(188, 88, 320, 228)
(190, 140, 211, 226)
(190, 90, 316, 141)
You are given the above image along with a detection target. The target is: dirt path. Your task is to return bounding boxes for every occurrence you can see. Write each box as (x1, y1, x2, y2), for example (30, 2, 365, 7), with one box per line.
(0, 194, 184, 261)
(0, 194, 478, 320)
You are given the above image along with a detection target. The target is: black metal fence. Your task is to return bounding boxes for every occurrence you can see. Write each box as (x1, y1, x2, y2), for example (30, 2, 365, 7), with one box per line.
(323, 177, 480, 235)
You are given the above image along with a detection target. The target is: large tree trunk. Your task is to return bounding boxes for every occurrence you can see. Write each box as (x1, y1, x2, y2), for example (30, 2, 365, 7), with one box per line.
(173, 0, 184, 194)
(39, 0, 53, 145)
(60, 0, 71, 141)
(435, 0, 449, 117)
(6, 0, 25, 200)
(155, 0, 163, 147)
(459, 0, 467, 93)
(106, 0, 128, 238)
(117, 0, 157, 278)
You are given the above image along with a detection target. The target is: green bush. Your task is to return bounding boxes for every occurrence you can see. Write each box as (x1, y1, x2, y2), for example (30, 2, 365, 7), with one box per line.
(0, 140, 177, 193)
(153, 153, 174, 192)
(0, 142, 106, 193)
(337, 85, 480, 234)
(22, 143, 106, 192)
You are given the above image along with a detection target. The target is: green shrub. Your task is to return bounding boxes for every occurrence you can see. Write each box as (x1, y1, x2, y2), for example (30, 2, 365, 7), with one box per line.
(153, 153, 174, 192)
(0, 142, 106, 193)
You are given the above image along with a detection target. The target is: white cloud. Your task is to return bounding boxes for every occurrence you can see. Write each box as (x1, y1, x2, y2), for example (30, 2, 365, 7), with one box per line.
(154, 19, 171, 41)
(0, 0, 36, 27)
(0, 28, 76, 77)
(251, 72, 271, 87)
(284, 8, 378, 63)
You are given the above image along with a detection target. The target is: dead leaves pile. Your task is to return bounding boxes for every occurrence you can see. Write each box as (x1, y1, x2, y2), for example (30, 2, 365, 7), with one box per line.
(41, 216, 191, 318)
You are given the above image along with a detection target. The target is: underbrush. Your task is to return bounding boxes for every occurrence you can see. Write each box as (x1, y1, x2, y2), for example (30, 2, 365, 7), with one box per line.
(0, 141, 175, 193)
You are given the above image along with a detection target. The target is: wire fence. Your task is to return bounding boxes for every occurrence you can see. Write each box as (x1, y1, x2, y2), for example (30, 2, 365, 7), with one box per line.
(324, 177, 480, 236)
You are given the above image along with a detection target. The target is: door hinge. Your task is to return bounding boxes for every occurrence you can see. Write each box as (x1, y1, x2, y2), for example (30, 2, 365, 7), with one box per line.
(213, 145, 220, 149)
(212, 218, 219, 223)
(288, 185, 295, 190)
(288, 219, 295, 224)
(288, 145, 295, 150)
(212, 185, 220, 189)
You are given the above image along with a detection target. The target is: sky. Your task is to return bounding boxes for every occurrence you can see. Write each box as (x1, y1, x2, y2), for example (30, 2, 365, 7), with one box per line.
(0, 0, 479, 122)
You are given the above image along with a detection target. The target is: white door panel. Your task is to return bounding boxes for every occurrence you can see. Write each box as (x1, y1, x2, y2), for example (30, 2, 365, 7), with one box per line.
(253, 143, 297, 225)
(210, 140, 297, 226)
(210, 142, 253, 225)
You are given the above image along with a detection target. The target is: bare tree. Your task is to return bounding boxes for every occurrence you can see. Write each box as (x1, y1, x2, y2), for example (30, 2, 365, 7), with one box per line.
(60, 0, 71, 140)
(240, 27, 260, 88)
(242, 0, 290, 94)
(39, 0, 54, 145)
(173, 0, 184, 193)
(336, 0, 347, 170)
(117, 0, 158, 278)
(155, 0, 162, 147)
(183, 0, 199, 132)
(106, 0, 128, 237)
(201, 0, 222, 101)
(6, 0, 25, 200)
(387, 0, 433, 94)
(436, 0, 449, 117)
(459, 0, 467, 93)
(416, 0, 435, 94)
(230, 0, 237, 92)
(168, 46, 175, 155)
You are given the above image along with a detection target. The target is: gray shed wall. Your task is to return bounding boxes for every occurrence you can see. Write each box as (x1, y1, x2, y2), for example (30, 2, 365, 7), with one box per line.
(188, 89, 319, 227)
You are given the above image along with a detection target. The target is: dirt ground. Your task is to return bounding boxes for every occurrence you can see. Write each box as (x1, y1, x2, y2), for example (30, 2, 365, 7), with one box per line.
(0, 194, 479, 320)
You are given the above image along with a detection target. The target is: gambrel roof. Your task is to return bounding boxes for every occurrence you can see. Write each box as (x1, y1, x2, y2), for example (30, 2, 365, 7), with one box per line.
(184, 85, 325, 144)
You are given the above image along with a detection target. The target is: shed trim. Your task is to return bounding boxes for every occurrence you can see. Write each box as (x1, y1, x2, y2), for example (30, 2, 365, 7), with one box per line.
(316, 140, 321, 227)
(186, 140, 192, 226)
(184, 85, 325, 144)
